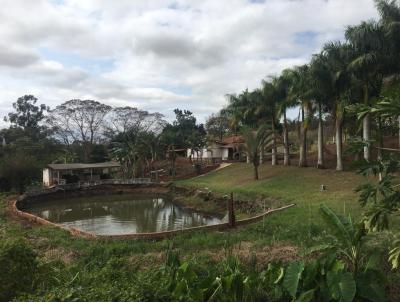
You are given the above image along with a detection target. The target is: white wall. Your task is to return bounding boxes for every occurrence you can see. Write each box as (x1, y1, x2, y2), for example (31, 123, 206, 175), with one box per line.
(42, 168, 51, 187)
(221, 148, 229, 160)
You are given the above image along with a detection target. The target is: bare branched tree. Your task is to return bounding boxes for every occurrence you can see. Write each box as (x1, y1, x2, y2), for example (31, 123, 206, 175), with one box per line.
(47, 99, 112, 161)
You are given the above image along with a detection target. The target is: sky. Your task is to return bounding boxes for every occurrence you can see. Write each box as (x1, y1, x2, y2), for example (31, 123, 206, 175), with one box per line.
(0, 0, 379, 125)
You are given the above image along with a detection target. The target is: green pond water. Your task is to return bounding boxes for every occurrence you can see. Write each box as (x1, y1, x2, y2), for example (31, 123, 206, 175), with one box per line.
(26, 194, 222, 235)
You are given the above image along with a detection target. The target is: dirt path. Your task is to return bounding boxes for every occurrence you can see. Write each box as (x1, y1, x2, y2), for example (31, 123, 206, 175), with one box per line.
(196, 163, 232, 178)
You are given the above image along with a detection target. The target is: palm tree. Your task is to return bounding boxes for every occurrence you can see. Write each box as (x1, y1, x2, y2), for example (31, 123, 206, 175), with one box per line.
(309, 53, 334, 169)
(226, 89, 262, 133)
(323, 42, 354, 171)
(345, 21, 385, 161)
(277, 69, 298, 166)
(289, 65, 312, 167)
(376, 0, 400, 148)
(261, 80, 280, 166)
(242, 126, 273, 180)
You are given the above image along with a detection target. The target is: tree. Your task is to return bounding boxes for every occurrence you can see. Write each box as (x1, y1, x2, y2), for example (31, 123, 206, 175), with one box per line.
(346, 21, 385, 161)
(5, 95, 49, 139)
(262, 80, 280, 166)
(242, 126, 273, 180)
(309, 53, 335, 169)
(205, 110, 231, 141)
(0, 153, 40, 193)
(105, 106, 166, 137)
(47, 99, 112, 161)
(323, 42, 354, 171)
(288, 65, 313, 167)
(160, 109, 206, 155)
(277, 69, 298, 166)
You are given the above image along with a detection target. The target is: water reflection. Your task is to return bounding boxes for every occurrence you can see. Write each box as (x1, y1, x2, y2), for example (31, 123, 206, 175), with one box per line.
(26, 194, 221, 235)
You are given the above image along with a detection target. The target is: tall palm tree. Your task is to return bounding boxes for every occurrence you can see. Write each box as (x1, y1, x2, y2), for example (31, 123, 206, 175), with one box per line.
(323, 42, 354, 171)
(309, 53, 335, 169)
(261, 80, 280, 165)
(345, 21, 385, 161)
(376, 0, 400, 147)
(289, 65, 313, 167)
(242, 125, 273, 180)
(277, 69, 298, 166)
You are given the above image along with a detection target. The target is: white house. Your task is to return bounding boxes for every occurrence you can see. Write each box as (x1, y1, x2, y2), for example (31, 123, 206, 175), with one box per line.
(187, 135, 246, 162)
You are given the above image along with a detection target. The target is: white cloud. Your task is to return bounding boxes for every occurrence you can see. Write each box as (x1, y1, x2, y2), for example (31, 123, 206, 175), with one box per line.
(0, 0, 379, 125)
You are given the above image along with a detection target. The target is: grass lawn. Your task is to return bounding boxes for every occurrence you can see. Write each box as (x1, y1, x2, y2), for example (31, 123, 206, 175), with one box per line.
(178, 162, 400, 247)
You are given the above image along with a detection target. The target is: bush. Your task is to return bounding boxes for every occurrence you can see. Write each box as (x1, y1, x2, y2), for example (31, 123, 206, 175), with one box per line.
(0, 154, 41, 193)
(0, 239, 38, 301)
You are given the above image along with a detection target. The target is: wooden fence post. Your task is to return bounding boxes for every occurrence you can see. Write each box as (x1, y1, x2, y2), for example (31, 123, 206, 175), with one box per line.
(228, 192, 236, 227)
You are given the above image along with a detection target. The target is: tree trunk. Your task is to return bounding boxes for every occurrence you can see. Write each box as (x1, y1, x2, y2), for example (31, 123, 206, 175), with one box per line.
(299, 106, 307, 167)
(363, 114, 371, 161)
(317, 102, 325, 169)
(363, 84, 371, 161)
(271, 117, 277, 165)
(336, 117, 343, 171)
(398, 116, 400, 149)
(253, 164, 259, 180)
(259, 149, 263, 165)
(283, 110, 290, 166)
(377, 117, 383, 160)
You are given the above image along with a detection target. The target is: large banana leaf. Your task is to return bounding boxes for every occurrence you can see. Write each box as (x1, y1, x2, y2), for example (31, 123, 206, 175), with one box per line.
(283, 261, 305, 299)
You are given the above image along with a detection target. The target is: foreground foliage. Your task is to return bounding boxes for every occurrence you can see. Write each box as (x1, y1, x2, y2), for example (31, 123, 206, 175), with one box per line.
(2, 205, 390, 302)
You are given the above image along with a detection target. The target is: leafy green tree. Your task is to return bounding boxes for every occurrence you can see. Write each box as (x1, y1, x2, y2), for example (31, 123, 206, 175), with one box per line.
(4, 95, 49, 139)
(160, 109, 206, 156)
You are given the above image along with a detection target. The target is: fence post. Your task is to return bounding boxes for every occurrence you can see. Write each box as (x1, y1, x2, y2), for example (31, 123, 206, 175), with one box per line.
(228, 192, 236, 227)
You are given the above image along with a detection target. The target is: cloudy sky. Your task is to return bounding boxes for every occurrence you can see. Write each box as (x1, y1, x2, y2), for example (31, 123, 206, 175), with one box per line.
(0, 0, 379, 125)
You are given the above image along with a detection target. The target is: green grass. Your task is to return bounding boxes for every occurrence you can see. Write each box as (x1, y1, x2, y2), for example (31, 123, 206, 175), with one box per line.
(177, 162, 386, 246)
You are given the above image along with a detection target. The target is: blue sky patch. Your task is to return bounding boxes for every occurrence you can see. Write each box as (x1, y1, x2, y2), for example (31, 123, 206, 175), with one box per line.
(39, 47, 114, 75)
(294, 31, 318, 45)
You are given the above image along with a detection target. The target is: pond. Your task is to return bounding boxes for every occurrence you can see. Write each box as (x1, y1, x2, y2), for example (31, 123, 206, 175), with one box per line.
(26, 194, 222, 235)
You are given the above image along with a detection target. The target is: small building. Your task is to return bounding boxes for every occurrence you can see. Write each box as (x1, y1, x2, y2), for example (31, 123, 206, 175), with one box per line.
(187, 135, 246, 162)
(43, 161, 121, 187)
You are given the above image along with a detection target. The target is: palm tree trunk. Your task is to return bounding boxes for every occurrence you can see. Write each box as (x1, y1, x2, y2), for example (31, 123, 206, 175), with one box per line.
(259, 149, 263, 165)
(377, 117, 383, 160)
(283, 110, 290, 166)
(299, 106, 307, 167)
(271, 117, 277, 165)
(336, 117, 343, 171)
(398, 116, 400, 149)
(363, 114, 371, 160)
(317, 102, 325, 169)
(253, 164, 259, 180)
(363, 84, 371, 161)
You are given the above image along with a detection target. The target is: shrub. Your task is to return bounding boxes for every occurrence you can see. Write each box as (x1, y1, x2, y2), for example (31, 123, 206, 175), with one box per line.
(0, 239, 38, 301)
(0, 154, 41, 193)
